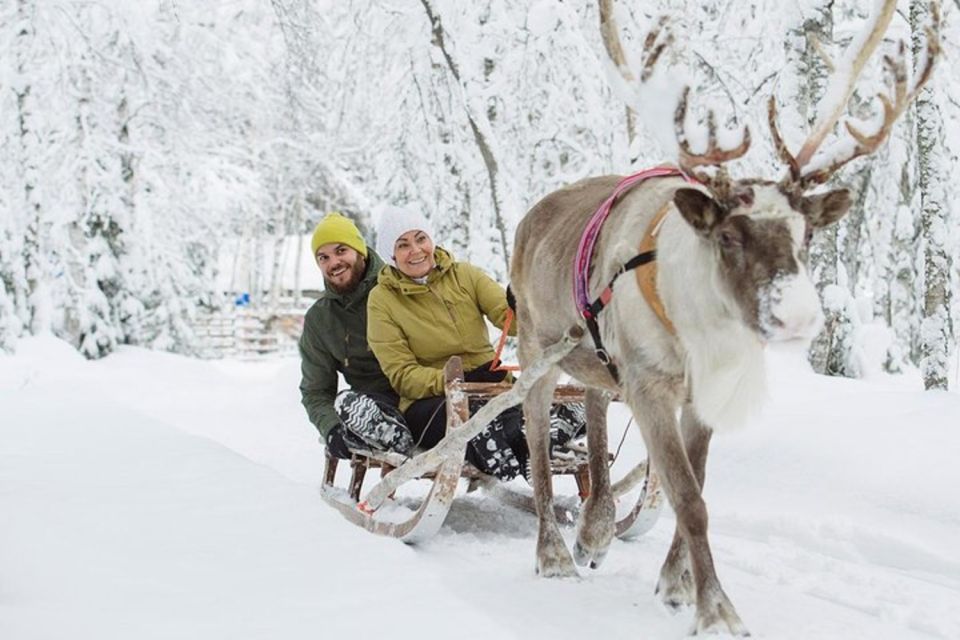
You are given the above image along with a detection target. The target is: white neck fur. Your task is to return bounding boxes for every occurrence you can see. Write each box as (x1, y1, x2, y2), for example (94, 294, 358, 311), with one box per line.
(657, 211, 768, 432)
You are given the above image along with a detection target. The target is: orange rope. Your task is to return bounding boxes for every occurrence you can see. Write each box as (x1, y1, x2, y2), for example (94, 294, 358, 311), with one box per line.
(490, 308, 521, 372)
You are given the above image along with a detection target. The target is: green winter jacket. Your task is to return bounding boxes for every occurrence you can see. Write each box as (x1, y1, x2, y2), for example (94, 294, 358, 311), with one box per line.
(298, 250, 396, 439)
(367, 247, 514, 412)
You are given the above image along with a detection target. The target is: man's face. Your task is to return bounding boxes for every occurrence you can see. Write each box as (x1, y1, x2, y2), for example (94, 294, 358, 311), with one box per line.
(315, 243, 366, 294)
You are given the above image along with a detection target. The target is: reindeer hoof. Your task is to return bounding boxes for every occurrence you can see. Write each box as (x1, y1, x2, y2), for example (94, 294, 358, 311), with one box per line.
(536, 556, 579, 579)
(535, 535, 578, 578)
(655, 573, 696, 611)
(693, 613, 750, 637)
(535, 517, 580, 578)
(692, 589, 749, 636)
(573, 539, 608, 569)
(573, 495, 615, 569)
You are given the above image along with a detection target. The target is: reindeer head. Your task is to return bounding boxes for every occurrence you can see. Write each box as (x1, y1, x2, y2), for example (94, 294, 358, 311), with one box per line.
(672, 182, 850, 341)
(667, 0, 939, 342)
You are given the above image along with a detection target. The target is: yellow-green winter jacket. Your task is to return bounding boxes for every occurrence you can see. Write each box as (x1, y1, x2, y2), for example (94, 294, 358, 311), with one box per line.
(367, 247, 514, 412)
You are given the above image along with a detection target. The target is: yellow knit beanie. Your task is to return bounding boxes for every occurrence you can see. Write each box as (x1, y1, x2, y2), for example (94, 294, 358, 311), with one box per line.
(310, 212, 368, 258)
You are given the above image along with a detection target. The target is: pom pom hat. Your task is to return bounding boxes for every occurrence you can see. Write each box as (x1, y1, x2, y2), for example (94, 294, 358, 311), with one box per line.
(310, 212, 368, 258)
(375, 206, 435, 263)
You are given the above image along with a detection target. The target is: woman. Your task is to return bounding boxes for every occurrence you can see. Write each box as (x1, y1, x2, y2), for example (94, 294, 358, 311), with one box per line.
(367, 206, 583, 480)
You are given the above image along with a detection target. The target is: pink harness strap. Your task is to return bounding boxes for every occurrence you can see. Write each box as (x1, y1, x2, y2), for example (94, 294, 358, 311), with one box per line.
(573, 166, 688, 316)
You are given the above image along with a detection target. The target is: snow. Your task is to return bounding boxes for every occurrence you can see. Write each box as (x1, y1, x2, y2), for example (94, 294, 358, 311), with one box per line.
(526, 0, 560, 36)
(2, 335, 959, 639)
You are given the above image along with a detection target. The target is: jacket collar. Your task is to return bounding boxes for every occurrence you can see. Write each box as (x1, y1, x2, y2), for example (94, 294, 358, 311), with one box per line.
(377, 246, 453, 294)
(322, 249, 385, 308)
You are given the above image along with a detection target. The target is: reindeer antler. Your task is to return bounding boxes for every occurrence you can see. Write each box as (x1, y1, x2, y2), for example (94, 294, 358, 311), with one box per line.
(771, 0, 941, 189)
(674, 86, 751, 192)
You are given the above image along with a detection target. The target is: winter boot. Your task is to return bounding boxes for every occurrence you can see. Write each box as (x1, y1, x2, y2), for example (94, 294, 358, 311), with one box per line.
(335, 391, 415, 456)
(549, 402, 587, 451)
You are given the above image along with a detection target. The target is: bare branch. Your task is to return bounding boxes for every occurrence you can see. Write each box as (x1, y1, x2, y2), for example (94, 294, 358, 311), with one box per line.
(810, 32, 836, 73)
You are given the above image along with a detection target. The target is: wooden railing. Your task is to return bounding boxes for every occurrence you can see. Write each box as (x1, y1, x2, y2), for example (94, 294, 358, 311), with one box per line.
(191, 307, 303, 359)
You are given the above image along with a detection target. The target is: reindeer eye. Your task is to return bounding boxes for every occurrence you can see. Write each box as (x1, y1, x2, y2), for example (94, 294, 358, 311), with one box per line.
(804, 226, 814, 246)
(719, 229, 740, 249)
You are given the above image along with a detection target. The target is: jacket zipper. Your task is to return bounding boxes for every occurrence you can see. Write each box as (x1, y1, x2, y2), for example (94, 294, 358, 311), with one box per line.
(428, 285, 459, 328)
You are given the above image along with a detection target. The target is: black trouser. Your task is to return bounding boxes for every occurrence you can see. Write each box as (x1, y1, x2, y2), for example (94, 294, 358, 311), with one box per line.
(403, 363, 529, 475)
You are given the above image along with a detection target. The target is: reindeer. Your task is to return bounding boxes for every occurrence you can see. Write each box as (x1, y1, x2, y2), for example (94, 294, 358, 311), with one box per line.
(510, 2, 939, 634)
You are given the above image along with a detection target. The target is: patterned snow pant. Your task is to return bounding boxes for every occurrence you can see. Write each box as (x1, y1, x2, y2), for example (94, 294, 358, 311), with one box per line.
(332, 390, 414, 457)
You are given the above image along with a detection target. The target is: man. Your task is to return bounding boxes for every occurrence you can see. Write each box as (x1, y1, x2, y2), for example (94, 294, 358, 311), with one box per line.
(298, 212, 415, 459)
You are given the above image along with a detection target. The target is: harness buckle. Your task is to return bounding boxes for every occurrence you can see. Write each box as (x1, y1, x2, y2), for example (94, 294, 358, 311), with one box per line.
(596, 349, 612, 365)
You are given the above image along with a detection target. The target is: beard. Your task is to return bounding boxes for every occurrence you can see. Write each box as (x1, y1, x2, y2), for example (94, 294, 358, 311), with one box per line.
(323, 256, 367, 295)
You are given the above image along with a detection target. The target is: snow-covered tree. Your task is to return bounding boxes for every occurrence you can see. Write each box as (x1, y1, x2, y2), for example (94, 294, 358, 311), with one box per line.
(913, 0, 953, 389)
(0, 0, 955, 381)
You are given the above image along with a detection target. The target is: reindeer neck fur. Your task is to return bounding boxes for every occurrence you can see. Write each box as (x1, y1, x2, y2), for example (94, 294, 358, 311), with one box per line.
(599, 178, 769, 432)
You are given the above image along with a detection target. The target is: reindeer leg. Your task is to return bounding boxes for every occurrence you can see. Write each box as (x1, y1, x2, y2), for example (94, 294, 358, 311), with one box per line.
(628, 389, 747, 636)
(573, 388, 615, 569)
(525, 366, 577, 578)
(656, 403, 712, 609)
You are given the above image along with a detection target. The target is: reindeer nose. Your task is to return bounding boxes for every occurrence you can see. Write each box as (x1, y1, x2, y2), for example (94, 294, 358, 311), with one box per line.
(773, 307, 823, 341)
(767, 275, 824, 341)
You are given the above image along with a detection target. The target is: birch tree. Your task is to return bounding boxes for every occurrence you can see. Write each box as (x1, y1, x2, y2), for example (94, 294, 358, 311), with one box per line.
(13, 0, 51, 335)
(0, 3, 25, 349)
(780, 1, 857, 376)
(913, 0, 952, 389)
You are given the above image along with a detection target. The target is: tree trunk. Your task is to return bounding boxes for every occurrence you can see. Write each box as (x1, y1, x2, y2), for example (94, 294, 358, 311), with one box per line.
(913, 0, 952, 390)
(419, 0, 511, 278)
(881, 137, 919, 373)
(797, 4, 855, 376)
(15, 0, 48, 334)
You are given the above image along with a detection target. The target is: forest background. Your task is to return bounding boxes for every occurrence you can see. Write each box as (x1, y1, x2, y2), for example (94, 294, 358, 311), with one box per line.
(0, 0, 957, 389)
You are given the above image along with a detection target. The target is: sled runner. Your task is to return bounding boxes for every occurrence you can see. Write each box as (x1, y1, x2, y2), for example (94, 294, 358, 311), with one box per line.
(319, 328, 663, 543)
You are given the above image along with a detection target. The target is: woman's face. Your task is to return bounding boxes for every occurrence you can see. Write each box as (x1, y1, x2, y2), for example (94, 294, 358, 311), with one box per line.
(393, 229, 435, 279)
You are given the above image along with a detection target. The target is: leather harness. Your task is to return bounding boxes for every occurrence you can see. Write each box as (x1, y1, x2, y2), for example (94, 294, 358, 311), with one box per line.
(576, 169, 693, 384)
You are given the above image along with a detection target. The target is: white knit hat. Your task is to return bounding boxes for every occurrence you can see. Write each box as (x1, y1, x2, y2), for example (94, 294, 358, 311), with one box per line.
(375, 205, 436, 263)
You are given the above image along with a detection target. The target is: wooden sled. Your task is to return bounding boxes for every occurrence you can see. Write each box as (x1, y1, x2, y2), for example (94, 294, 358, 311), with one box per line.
(320, 332, 662, 543)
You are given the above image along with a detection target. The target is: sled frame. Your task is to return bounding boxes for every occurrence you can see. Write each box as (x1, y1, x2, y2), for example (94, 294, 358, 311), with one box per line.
(320, 332, 662, 543)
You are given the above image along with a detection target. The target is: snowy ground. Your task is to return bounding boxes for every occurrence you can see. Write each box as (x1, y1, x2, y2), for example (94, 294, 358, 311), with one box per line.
(2, 335, 959, 640)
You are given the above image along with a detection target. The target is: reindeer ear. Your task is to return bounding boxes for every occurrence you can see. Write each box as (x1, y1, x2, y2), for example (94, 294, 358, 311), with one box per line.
(673, 188, 725, 236)
(802, 189, 852, 228)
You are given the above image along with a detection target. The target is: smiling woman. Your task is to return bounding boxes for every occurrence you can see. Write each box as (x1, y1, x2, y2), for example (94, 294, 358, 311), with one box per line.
(391, 229, 436, 280)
